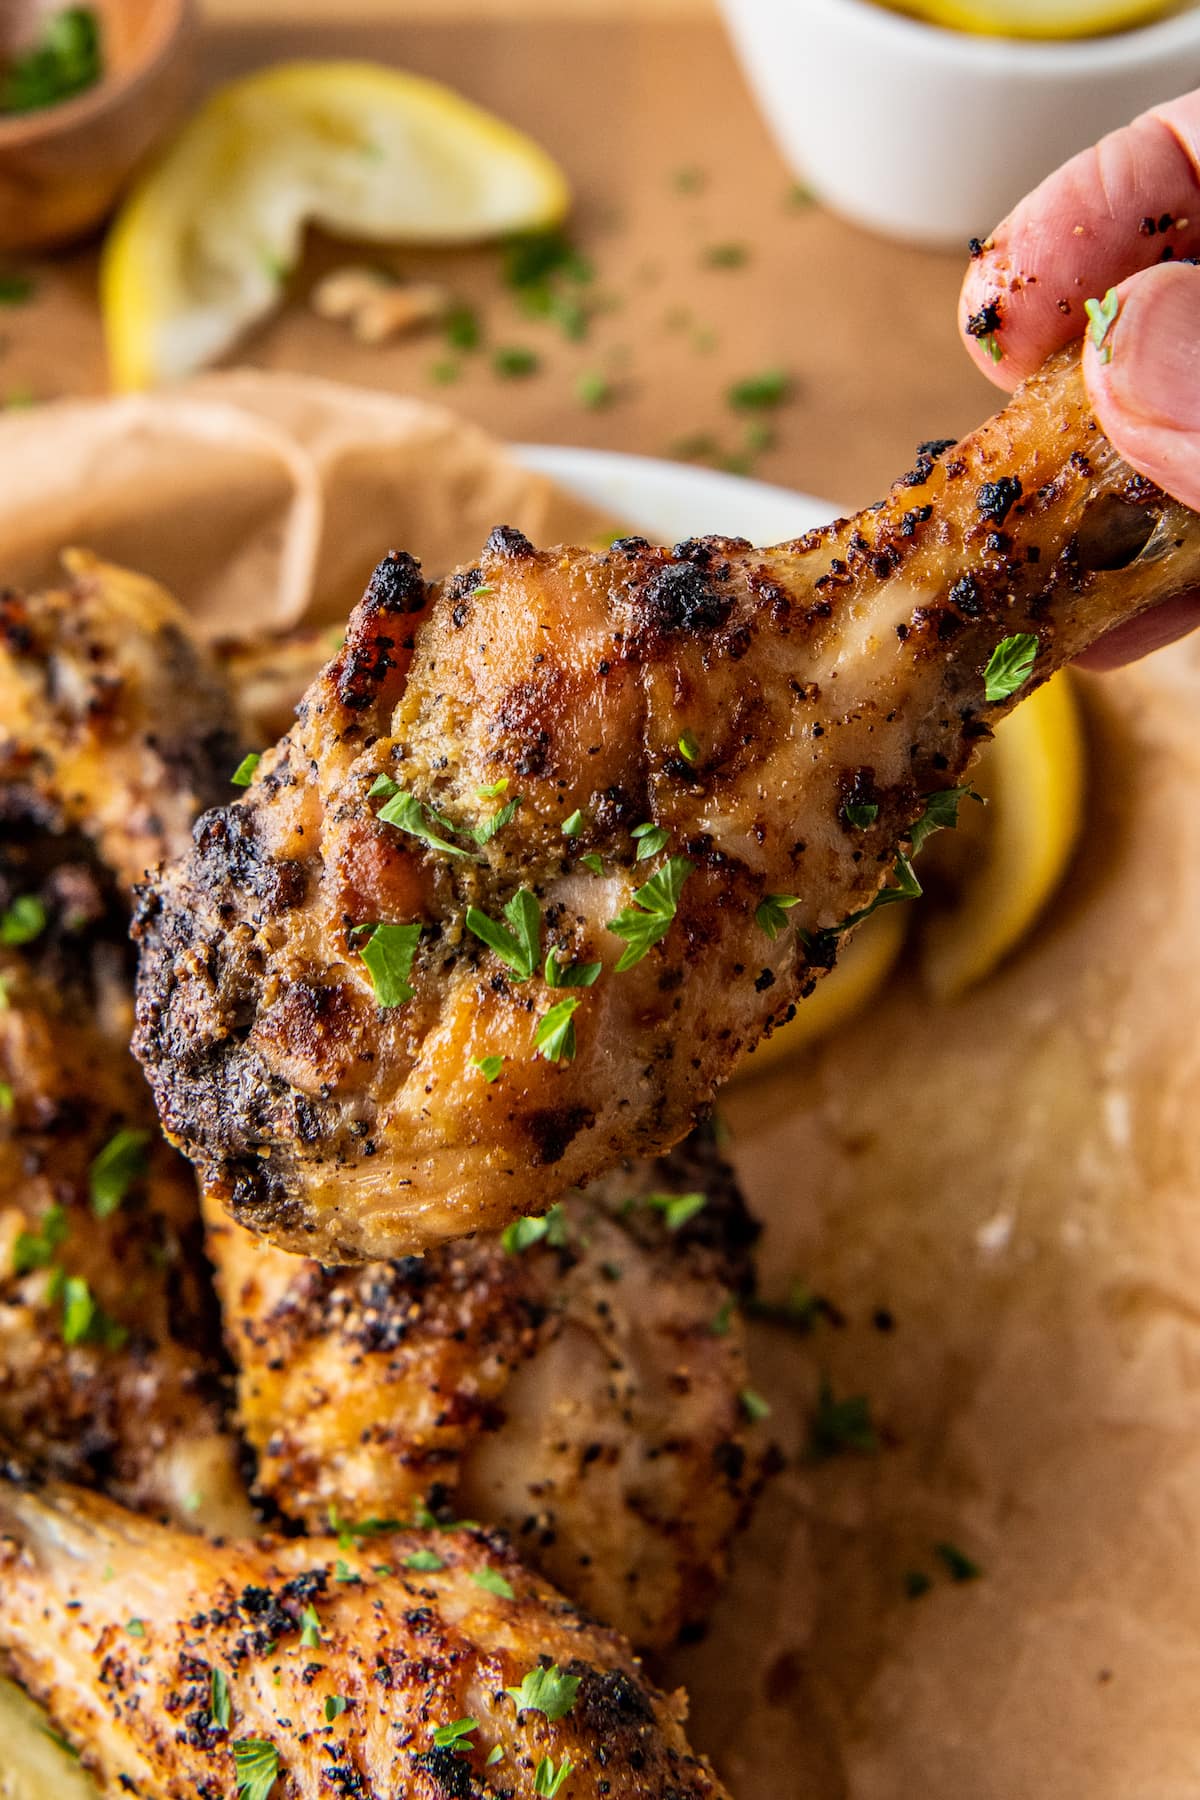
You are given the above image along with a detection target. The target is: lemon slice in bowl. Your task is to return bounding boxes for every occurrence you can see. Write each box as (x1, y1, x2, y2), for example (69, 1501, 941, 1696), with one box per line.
(887, 0, 1171, 37)
(101, 61, 570, 390)
(920, 671, 1085, 1001)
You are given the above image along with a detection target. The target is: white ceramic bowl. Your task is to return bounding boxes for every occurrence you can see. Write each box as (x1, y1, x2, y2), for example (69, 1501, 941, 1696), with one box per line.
(718, 0, 1200, 246)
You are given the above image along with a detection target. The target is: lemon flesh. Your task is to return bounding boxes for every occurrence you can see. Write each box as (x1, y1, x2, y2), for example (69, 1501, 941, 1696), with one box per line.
(921, 672, 1085, 1001)
(736, 903, 910, 1078)
(885, 0, 1171, 37)
(102, 61, 570, 389)
(0, 1679, 99, 1800)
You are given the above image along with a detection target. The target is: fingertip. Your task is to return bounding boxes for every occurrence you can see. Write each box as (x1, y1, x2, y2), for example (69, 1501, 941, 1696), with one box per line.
(1084, 261, 1200, 515)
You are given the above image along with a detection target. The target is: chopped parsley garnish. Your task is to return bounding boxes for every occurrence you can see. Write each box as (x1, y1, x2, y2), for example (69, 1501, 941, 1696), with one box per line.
(983, 632, 1038, 703)
(673, 165, 707, 193)
(233, 1738, 280, 1800)
(544, 948, 602, 989)
(324, 1696, 348, 1723)
(727, 368, 790, 410)
(755, 893, 800, 940)
(580, 853, 605, 875)
(470, 1566, 515, 1599)
(908, 785, 977, 855)
(404, 1548, 446, 1573)
(0, 894, 46, 946)
(433, 1716, 477, 1750)
(808, 1376, 878, 1460)
(0, 1082, 13, 1114)
(377, 788, 470, 857)
(576, 370, 613, 410)
(643, 1190, 707, 1230)
(60, 1275, 126, 1349)
(486, 1746, 505, 1766)
(1, 7, 103, 116)
(477, 777, 509, 799)
(1084, 286, 1119, 364)
(474, 1055, 505, 1083)
(935, 1540, 982, 1582)
(710, 1295, 736, 1336)
(443, 302, 480, 350)
(606, 856, 692, 972)
(356, 921, 421, 1008)
(334, 1560, 360, 1583)
(842, 800, 879, 828)
(126, 1618, 145, 1637)
(561, 808, 586, 836)
(472, 584, 494, 597)
(368, 773, 399, 798)
(466, 887, 540, 981)
(89, 1127, 150, 1219)
(534, 996, 581, 1063)
(0, 273, 33, 305)
(904, 1569, 933, 1599)
(210, 1667, 231, 1730)
(739, 1387, 772, 1423)
(703, 241, 748, 268)
(535, 1753, 575, 1796)
(13, 1203, 67, 1275)
(749, 1280, 837, 1332)
(502, 1204, 568, 1254)
(430, 358, 460, 385)
(632, 820, 670, 861)
(787, 180, 815, 208)
(230, 752, 261, 788)
(299, 1604, 322, 1648)
(982, 333, 1002, 363)
(473, 797, 521, 845)
(507, 1663, 581, 1721)
(493, 345, 540, 379)
(678, 728, 701, 763)
(327, 1506, 403, 1548)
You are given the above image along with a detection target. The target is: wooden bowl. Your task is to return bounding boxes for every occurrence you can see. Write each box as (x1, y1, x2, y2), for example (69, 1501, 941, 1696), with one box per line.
(0, 0, 196, 253)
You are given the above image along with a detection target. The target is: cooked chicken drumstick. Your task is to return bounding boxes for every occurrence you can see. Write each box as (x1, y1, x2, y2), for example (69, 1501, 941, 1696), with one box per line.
(206, 1124, 766, 1651)
(0, 1477, 731, 1799)
(133, 347, 1200, 1261)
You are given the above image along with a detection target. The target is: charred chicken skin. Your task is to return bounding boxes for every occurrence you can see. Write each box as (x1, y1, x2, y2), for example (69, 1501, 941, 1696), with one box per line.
(0, 1476, 731, 1800)
(0, 557, 249, 1530)
(206, 1125, 765, 1652)
(133, 348, 1200, 1261)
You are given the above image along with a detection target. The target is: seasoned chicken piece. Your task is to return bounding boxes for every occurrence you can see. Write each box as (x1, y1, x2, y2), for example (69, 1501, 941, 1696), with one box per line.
(0, 1478, 732, 1800)
(0, 833, 249, 1533)
(133, 347, 1200, 1262)
(0, 551, 240, 894)
(207, 1124, 765, 1651)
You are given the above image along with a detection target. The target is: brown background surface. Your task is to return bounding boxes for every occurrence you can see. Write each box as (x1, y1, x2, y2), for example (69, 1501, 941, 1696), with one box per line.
(4, 4, 1000, 517)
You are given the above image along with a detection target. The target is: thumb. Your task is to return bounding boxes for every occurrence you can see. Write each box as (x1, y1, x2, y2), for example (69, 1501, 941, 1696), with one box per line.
(1085, 260, 1200, 513)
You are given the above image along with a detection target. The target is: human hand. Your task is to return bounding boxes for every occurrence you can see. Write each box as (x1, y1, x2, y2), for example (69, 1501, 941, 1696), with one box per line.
(959, 87, 1200, 669)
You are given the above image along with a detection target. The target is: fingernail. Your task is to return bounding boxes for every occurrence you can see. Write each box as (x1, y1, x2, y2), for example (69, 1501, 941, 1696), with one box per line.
(1100, 262, 1200, 432)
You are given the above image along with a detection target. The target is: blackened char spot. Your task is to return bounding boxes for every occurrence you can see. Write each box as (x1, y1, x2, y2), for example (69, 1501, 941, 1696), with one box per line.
(573, 1665, 656, 1733)
(976, 476, 1022, 526)
(640, 561, 734, 633)
(526, 1104, 595, 1165)
(485, 524, 535, 559)
(608, 535, 650, 555)
(408, 1749, 473, 1799)
(965, 300, 1001, 339)
(916, 438, 955, 459)
(948, 573, 982, 616)
(191, 807, 305, 913)
(364, 550, 426, 616)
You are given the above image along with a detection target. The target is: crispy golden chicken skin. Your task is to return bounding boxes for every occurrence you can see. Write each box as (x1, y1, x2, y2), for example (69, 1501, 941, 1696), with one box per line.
(206, 1125, 766, 1651)
(0, 1477, 731, 1799)
(0, 551, 240, 895)
(132, 349, 1200, 1261)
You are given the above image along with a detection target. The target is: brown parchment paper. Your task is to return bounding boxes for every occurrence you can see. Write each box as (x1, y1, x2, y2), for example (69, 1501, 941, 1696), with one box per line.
(4, 374, 1200, 1800)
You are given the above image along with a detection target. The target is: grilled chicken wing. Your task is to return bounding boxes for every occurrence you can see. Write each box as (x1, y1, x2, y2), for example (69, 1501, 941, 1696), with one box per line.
(0, 551, 240, 895)
(133, 347, 1200, 1261)
(0, 1477, 731, 1799)
(206, 1124, 764, 1651)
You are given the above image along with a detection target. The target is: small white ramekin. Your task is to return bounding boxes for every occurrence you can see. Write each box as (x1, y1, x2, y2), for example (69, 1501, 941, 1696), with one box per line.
(718, 0, 1200, 246)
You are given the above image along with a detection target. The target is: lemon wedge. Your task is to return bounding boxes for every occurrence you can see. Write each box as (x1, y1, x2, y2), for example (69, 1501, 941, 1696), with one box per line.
(920, 672, 1085, 1001)
(101, 61, 570, 389)
(735, 903, 910, 1078)
(0, 1677, 99, 1800)
(886, 0, 1170, 37)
